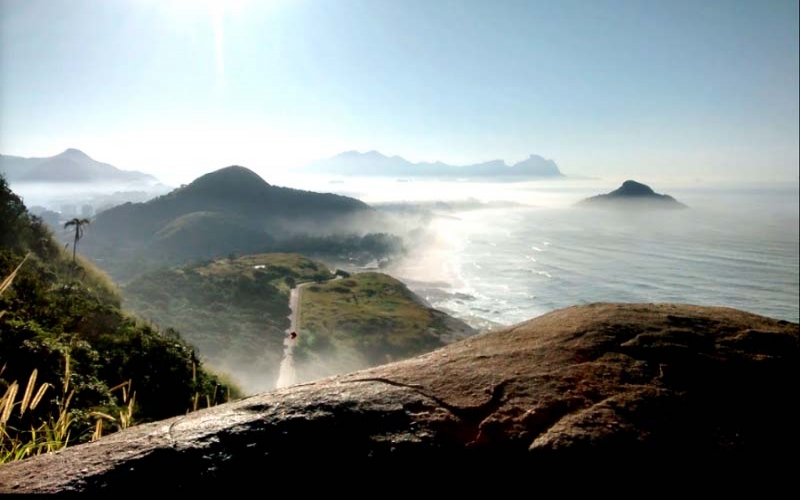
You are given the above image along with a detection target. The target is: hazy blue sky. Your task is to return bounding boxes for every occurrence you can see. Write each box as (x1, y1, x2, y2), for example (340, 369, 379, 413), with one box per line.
(1, 0, 798, 185)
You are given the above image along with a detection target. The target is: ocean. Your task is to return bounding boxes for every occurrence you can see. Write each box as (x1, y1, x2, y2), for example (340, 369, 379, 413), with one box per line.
(262, 174, 800, 326)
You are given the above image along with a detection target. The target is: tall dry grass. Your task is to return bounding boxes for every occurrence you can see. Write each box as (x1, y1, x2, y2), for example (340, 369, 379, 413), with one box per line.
(90, 380, 136, 442)
(0, 355, 73, 464)
(0, 252, 30, 320)
(0, 253, 75, 464)
(1, 253, 236, 465)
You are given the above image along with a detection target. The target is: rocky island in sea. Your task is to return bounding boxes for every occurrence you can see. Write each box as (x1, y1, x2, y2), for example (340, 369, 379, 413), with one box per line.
(578, 180, 687, 209)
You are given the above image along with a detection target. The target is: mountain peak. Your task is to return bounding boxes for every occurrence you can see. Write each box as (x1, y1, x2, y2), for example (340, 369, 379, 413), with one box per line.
(58, 148, 93, 161)
(0, 148, 160, 184)
(312, 150, 564, 177)
(510, 155, 563, 176)
(336, 150, 389, 160)
(198, 165, 269, 183)
(184, 166, 270, 196)
(614, 180, 657, 196)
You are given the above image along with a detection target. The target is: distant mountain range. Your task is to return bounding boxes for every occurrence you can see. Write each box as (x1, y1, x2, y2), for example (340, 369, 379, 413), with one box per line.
(0, 148, 158, 184)
(578, 180, 687, 209)
(305, 151, 564, 178)
(81, 165, 395, 280)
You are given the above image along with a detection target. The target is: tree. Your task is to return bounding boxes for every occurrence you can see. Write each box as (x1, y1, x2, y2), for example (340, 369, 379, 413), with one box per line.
(64, 218, 91, 263)
(0, 174, 27, 249)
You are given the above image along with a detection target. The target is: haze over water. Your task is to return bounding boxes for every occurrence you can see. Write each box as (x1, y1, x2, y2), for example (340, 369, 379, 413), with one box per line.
(1, 0, 797, 331)
(278, 174, 800, 325)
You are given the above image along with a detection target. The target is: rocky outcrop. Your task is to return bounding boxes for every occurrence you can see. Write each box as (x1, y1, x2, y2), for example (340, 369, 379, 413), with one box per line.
(578, 180, 687, 208)
(0, 303, 797, 491)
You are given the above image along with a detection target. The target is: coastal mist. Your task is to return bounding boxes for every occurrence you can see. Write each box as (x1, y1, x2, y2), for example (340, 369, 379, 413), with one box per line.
(281, 175, 800, 327)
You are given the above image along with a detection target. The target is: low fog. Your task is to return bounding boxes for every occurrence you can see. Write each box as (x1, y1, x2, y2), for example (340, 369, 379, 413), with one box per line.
(198, 175, 797, 393)
(10, 173, 798, 394)
(8, 180, 170, 219)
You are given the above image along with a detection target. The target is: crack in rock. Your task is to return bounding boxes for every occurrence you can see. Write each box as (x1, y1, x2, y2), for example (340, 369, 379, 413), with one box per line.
(344, 377, 510, 447)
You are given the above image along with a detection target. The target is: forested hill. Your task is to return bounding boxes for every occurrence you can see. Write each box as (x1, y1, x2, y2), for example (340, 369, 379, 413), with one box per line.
(0, 174, 238, 460)
(81, 166, 396, 280)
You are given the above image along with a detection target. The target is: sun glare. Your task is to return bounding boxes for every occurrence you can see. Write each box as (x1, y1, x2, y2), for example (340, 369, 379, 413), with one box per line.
(162, 0, 253, 80)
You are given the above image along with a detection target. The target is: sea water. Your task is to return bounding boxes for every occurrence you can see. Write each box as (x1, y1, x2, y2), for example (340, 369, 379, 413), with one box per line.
(279, 174, 800, 325)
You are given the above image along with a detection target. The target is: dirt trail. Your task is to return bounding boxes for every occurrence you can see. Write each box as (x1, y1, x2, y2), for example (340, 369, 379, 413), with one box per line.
(276, 276, 342, 389)
(275, 284, 304, 389)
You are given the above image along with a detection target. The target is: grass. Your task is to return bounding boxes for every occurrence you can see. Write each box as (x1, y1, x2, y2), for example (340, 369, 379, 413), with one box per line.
(1, 180, 247, 466)
(0, 252, 231, 465)
(1, 356, 233, 463)
(122, 253, 334, 393)
(0, 356, 73, 464)
(123, 253, 470, 391)
(195, 253, 332, 291)
(188, 361, 233, 413)
(0, 250, 73, 463)
(73, 254, 122, 305)
(90, 380, 135, 442)
(295, 272, 453, 373)
(0, 253, 30, 318)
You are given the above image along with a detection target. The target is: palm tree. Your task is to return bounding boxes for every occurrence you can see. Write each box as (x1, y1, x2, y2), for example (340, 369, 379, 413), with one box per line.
(64, 218, 90, 263)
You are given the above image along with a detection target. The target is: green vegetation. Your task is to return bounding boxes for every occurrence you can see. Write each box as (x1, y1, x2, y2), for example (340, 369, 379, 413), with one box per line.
(1, 356, 74, 463)
(295, 272, 476, 381)
(80, 166, 404, 281)
(271, 233, 404, 269)
(123, 253, 334, 393)
(0, 174, 240, 463)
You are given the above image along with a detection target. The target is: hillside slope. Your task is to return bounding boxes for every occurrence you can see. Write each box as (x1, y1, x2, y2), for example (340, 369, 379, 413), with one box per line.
(123, 253, 329, 393)
(82, 166, 399, 280)
(123, 255, 476, 393)
(0, 175, 238, 458)
(296, 272, 476, 382)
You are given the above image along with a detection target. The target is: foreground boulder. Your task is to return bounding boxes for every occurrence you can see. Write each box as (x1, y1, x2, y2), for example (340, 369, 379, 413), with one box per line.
(1, 303, 797, 491)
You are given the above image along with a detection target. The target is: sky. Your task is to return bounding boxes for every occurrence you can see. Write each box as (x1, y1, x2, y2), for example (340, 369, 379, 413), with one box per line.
(1, 0, 798, 186)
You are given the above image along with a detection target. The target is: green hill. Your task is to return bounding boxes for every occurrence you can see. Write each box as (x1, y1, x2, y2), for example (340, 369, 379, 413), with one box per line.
(122, 255, 477, 393)
(122, 253, 333, 393)
(0, 174, 239, 461)
(81, 166, 400, 280)
(296, 272, 477, 383)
